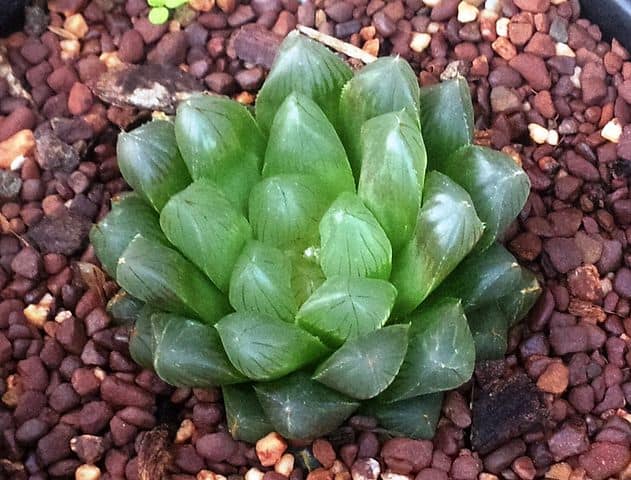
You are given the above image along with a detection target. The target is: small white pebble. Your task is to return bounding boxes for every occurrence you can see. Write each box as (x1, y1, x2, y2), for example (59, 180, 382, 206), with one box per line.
(175, 418, 195, 444)
(555, 42, 575, 57)
(381, 472, 412, 480)
(93, 367, 106, 381)
(10, 155, 25, 171)
(24, 304, 49, 328)
(570, 66, 582, 89)
(457, 1, 479, 22)
(422, 0, 442, 6)
(409, 32, 432, 53)
(551, 0, 567, 4)
(600, 277, 613, 296)
(484, 0, 502, 13)
(528, 123, 549, 144)
(426, 22, 440, 34)
(64, 13, 89, 39)
(546, 129, 559, 146)
(75, 464, 101, 480)
(275, 453, 295, 477)
(55, 310, 73, 323)
(523, 101, 531, 112)
(495, 17, 510, 37)
(245, 468, 265, 480)
(601, 118, 622, 143)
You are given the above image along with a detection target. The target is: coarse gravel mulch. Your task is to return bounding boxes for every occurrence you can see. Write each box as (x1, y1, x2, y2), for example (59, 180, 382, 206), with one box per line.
(1, 0, 631, 479)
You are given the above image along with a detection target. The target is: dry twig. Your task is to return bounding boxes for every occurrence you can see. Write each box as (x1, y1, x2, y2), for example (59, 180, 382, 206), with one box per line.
(296, 25, 377, 64)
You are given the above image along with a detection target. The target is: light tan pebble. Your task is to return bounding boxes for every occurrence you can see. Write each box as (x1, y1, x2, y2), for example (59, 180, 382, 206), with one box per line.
(60, 39, 81, 61)
(457, 1, 479, 22)
(245, 468, 265, 480)
(601, 118, 622, 143)
(528, 123, 549, 144)
(64, 14, 89, 39)
(0, 129, 35, 169)
(256, 432, 288, 467)
(409, 32, 431, 53)
(75, 464, 101, 480)
(546, 463, 572, 480)
(175, 419, 195, 443)
(100, 52, 122, 69)
(484, 0, 502, 12)
(495, 17, 510, 37)
(551, 0, 567, 4)
(479, 475, 499, 480)
(570, 66, 582, 88)
(363, 38, 380, 57)
(546, 129, 559, 146)
(24, 304, 50, 328)
(426, 22, 440, 34)
(275, 453, 295, 477)
(555, 42, 575, 57)
(422, 0, 442, 6)
(189, 0, 215, 12)
(380, 472, 412, 480)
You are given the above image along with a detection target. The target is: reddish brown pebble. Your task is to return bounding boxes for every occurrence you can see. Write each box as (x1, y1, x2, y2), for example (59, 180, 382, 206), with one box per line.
(537, 362, 569, 394)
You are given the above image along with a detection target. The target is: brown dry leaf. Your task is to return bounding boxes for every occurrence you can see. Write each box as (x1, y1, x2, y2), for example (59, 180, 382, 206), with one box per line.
(0, 212, 31, 247)
(73, 261, 108, 304)
(137, 426, 173, 480)
(0, 46, 34, 105)
(567, 298, 606, 322)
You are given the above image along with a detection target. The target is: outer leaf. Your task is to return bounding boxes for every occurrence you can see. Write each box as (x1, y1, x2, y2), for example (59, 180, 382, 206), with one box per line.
(151, 313, 246, 387)
(216, 312, 329, 381)
(255, 31, 352, 134)
(229, 240, 297, 322)
(390, 172, 484, 314)
(223, 384, 273, 443)
(418, 77, 474, 170)
(339, 57, 420, 174)
(362, 392, 443, 440)
(106, 290, 144, 326)
(431, 242, 523, 313)
(90, 193, 168, 278)
(160, 180, 251, 292)
(380, 298, 475, 402)
(441, 145, 530, 251)
(319, 192, 392, 279)
(499, 268, 541, 327)
(117, 120, 191, 211)
(254, 371, 359, 440)
(264, 93, 354, 196)
(249, 174, 332, 251)
(467, 304, 508, 361)
(175, 95, 265, 213)
(314, 325, 409, 400)
(128, 305, 155, 370)
(116, 236, 230, 324)
(296, 276, 397, 347)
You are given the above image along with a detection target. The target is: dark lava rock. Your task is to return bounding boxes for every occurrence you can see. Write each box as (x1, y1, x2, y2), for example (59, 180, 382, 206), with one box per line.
(28, 212, 92, 255)
(34, 125, 80, 173)
(0, 170, 22, 200)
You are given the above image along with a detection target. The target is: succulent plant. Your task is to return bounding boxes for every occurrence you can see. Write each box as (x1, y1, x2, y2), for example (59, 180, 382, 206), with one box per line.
(146, 0, 188, 24)
(93, 32, 539, 441)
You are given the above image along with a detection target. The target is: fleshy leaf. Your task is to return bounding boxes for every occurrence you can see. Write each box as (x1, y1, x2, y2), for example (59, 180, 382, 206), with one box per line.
(116, 236, 230, 324)
(151, 313, 246, 387)
(431, 242, 522, 313)
(498, 268, 541, 327)
(362, 392, 443, 440)
(128, 306, 155, 370)
(106, 290, 144, 326)
(160, 180, 251, 292)
(441, 145, 530, 252)
(380, 298, 475, 402)
(254, 371, 359, 440)
(467, 304, 509, 361)
(358, 110, 426, 252)
(314, 325, 409, 400)
(288, 250, 326, 306)
(296, 276, 397, 348)
(249, 174, 333, 251)
(390, 172, 484, 314)
(255, 31, 353, 134)
(216, 312, 329, 381)
(263, 93, 354, 196)
(175, 95, 265, 213)
(319, 192, 392, 279)
(223, 384, 274, 443)
(339, 57, 420, 174)
(117, 120, 191, 211)
(148, 7, 168, 24)
(418, 77, 474, 170)
(229, 240, 297, 322)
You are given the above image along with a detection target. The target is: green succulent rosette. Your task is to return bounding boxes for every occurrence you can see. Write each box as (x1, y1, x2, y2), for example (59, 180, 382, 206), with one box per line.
(94, 32, 537, 442)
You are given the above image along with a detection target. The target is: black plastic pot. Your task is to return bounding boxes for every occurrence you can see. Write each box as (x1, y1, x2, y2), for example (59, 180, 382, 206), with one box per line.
(0, 0, 25, 36)
(581, 0, 631, 50)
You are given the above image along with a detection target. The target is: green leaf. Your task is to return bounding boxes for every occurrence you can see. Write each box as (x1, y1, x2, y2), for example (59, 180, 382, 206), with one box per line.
(148, 6, 169, 23)
(363, 392, 443, 440)
(441, 145, 530, 252)
(319, 192, 392, 279)
(390, 172, 484, 314)
(106, 290, 144, 326)
(314, 325, 409, 400)
(117, 120, 191, 211)
(467, 304, 509, 361)
(116, 236, 230, 324)
(358, 110, 427, 252)
(418, 77, 474, 170)
(229, 240, 297, 322)
(223, 384, 274, 443)
(249, 174, 332, 251)
(431, 242, 523, 313)
(498, 268, 541, 327)
(296, 276, 397, 347)
(254, 371, 359, 440)
(288, 250, 325, 306)
(151, 313, 246, 387)
(216, 312, 329, 381)
(339, 57, 420, 174)
(263, 93, 354, 196)
(380, 298, 475, 402)
(164, 0, 188, 7)
(90, 193, 169, 278)
(256, 31, 353, 134)
(160, 180, 251, 292)
(175, 95, 265, 213)
(128, 306, 156, 370)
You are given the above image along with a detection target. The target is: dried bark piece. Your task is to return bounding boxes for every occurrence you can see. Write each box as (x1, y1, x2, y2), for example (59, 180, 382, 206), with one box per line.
(137, 426, 173, 480)
(0, 45, 33, 105)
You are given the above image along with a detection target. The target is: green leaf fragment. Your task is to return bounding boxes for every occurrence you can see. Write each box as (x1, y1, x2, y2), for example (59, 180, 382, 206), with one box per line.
(256, 31, 353, 134)
(264, 93, 354, 196)
(358, 110, 427, 252)
(339, 56, 420, 174)
(441, 145, 530, 252)
(314, 325, 409, 400)
(117, 120, 191, 211)
(160, 179, 251, 292)
(223, 384, 274, 443)
(148, 7, 169, 24)
(498, 268, 541, 327)
(467, 304, 509, 361)
(380, 298, 475, 402)
(106, 290, 144, 326)
(116, 236, 230, 324)
(418, 77, 474, 170)
(254, 371, 359, 440)
(128, 305, 156, 370)
(148, 0, 165, 6)
(164, 0, 188, 7)
(390, 172, 484, 315)
(296, 276, 397, 348)
(319, 192, 392, 280)
(216, 312, 329, 381)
